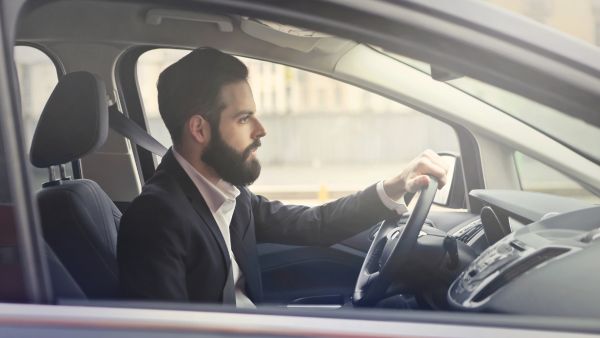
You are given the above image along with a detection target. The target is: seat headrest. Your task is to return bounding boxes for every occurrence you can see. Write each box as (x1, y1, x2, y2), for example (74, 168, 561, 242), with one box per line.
(30, 71, 108, 168)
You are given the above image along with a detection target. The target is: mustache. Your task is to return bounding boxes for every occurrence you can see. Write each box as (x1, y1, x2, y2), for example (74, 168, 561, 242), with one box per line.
(242, 139, 261, 159)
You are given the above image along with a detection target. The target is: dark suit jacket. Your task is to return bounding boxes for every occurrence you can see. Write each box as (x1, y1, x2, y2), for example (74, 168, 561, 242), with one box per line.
(117, 150, 395, 303)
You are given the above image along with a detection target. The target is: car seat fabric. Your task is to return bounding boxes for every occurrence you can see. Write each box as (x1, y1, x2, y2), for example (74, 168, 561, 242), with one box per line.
(30, 71, 121, 299)
(38, 180, 120, 298)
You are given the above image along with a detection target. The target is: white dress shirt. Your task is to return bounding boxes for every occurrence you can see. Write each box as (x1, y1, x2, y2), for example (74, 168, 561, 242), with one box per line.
(375, 181, 408, 216)
(173, 148, 406, 308)
(173, 149, 255, 308)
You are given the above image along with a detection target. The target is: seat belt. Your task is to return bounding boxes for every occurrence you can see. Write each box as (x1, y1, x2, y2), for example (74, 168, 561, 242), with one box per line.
(108, 104, 167, 156)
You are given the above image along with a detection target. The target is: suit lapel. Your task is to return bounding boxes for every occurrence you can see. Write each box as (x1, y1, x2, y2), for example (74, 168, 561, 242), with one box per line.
(158, 150, 231, 268)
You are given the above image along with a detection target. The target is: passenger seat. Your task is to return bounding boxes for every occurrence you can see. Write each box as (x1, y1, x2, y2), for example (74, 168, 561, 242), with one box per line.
(30, 71, 120, 299)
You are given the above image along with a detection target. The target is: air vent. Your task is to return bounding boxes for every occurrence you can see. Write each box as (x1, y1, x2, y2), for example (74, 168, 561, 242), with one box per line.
(472, 247, 569, 302)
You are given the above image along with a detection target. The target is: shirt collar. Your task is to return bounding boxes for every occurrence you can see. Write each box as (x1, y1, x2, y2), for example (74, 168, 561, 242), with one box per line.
(172, 148, 240, 213)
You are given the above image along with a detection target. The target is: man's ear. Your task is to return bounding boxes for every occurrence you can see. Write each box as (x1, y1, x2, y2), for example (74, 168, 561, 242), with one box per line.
(187, 115, 211, 145)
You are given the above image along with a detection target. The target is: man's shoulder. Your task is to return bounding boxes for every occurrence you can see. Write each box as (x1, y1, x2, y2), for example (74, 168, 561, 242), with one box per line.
(235, 185, 262, 206)
(142, 168, 181, 196)
(124, 170, 187, 219)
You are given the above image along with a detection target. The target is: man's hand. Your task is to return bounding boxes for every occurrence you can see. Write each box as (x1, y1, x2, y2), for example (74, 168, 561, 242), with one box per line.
(383, 150, 449, 201)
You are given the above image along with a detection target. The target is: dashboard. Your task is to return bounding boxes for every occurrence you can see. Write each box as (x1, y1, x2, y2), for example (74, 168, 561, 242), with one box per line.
(447, 190, 600, 318)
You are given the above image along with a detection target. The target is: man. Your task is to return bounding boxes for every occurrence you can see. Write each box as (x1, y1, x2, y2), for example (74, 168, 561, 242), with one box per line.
(118, 47, 448, 307)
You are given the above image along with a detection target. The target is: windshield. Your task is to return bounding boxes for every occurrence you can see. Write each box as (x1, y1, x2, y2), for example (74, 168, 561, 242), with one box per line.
(384, 52, 600, 164)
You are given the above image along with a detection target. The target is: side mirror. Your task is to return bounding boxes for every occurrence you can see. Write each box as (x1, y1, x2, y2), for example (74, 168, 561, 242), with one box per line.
(433, 152, 466, 209)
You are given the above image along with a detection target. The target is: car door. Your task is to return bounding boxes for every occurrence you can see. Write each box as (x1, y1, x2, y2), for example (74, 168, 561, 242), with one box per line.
(4, 0, 600, 337)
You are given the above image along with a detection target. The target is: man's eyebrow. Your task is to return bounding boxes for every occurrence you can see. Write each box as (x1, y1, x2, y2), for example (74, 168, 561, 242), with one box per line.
(232, 111, 255, 118)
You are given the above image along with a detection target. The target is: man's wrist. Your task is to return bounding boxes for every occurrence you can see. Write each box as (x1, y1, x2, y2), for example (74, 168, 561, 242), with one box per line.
(376, 181, 407, 215)
(382, 177, 406, 201)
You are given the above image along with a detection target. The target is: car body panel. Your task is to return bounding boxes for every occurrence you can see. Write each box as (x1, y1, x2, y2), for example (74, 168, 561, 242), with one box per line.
(2, 303, 600, 337)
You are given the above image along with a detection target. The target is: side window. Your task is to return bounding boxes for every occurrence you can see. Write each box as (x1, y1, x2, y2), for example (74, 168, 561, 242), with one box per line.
(136, 49, 460, 204)
(514, 151, 599, 204)
(14, 46, 70, 189)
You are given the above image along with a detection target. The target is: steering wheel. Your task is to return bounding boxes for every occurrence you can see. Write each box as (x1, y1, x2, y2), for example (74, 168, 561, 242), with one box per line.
(353, 176, 438, 306)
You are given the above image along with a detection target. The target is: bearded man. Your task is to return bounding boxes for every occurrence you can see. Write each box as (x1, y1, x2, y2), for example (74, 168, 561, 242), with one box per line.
(117, 47, 448, 307)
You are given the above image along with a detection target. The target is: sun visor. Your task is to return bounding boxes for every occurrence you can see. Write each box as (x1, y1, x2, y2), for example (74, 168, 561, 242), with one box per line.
(241, 19, 351, 54)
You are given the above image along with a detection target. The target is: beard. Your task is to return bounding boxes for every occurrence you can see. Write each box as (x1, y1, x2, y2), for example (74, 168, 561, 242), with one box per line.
(201, 128, 262, 186)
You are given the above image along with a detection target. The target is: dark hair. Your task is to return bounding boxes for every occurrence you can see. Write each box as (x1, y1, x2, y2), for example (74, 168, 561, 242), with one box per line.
(157, 47, 248, 145)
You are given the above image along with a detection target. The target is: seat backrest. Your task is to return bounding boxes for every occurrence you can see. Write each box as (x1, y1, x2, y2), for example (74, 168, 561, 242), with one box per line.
(38, 179, 121, 298)
(30, 71, 120, 299)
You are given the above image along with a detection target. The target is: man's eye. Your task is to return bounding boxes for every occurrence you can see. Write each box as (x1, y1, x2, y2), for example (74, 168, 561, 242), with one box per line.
(239, 116, 250, 124)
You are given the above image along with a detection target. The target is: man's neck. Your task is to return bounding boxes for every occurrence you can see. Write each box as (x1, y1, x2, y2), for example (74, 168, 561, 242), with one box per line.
(173, 144, 221, 186)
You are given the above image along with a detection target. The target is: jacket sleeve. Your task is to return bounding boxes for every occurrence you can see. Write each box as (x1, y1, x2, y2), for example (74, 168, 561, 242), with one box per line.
(252, 183, 397, 246)
(117, 194, 190, 301)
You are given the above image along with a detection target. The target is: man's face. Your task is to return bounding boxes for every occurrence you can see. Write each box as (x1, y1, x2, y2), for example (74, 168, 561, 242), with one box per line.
(201, 80, 266, 186)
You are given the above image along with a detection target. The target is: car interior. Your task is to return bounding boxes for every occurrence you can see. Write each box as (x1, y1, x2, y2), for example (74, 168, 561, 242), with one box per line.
(10, 0, 600, 320)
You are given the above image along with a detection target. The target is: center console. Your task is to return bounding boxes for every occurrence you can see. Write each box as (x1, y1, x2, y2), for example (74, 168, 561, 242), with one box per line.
(448, 228, 577, 310)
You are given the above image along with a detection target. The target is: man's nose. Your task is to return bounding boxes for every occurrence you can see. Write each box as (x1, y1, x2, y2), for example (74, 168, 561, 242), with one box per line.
(253, 118, 267, 138)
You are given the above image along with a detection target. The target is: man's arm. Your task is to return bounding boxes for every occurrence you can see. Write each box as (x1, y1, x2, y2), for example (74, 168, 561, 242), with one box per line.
(251, 183, 397, 246)
(251, 150, 448, 247)
(118, 195, 190, 301)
